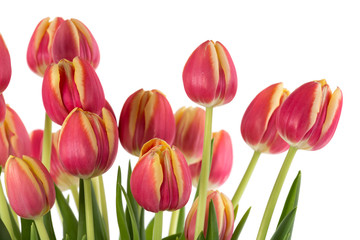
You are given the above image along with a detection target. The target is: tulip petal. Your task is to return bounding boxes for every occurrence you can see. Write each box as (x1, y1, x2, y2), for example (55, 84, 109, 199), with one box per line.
(0, 34, 11, 92)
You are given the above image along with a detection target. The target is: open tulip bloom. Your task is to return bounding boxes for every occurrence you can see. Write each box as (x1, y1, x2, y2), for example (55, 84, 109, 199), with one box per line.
(0, 18, 345, 240)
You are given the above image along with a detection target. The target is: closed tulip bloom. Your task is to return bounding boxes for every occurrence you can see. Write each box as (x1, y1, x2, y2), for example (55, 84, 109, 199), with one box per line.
(0, 105, 31, 167)
(185, 190, 234, 240)
(189, 130, 233, 189)
(241, 83, 290, 154)
(174, 106, 205, 164)
(183, 40, 237, 107)
(130, 138, 192, 213)
(4, 155, 55, 219)
(119, 89, 175, 156)
(52, 18, 100, 68)
(0, 34, 11, 92)
(277, 79, 343, 150)
(42, 56, 105, 125)
(30, 130, 78, 191)
(59, 107, 118, 179)
(26, 17, 64, 76)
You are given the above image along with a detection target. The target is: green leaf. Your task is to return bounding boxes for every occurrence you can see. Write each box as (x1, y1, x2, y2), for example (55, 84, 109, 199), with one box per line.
(176, 207, 185, 234)
(205, 200, 219, 240)
(196, 232, 205, 240)
(6, 202, 21, 240)
(91, 180, 108, 240)
(55, 185, 78, 240)
(77, 179, 86, 240)
(121, 186, 140, 240)
(231, 207, 251, 240)
(30, 223, 39, 240)
(0, 218, 11, 240)
(162, 233, 182, 240)
(270, 208, 297, 240)
(43, 211, 56, 240)
(21, 218, 33, 240)
(139, 207, 145, 240)
(233, 204, 239, 221)
(177, 233, 186, 240)
(145, 217, 154, 240)
(116, 166, 131, 240)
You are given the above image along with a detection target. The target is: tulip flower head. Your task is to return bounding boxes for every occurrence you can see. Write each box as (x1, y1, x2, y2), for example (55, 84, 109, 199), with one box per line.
(184, 190, 234, 240)
(0, 105, 31, 168)
(52, 18, 100, 68)
(119, 89, 176, 156)
(183, 40, 237, 107)
(5, 155, 56, 219)
(241, 83, 290, 153)
(58, 107, 118, 179)
(42, 56, 105, 125)
(189, 130, 233, 189)
(0, 34, 11, 92)
(276, 79, 343, 150)
(130, 138, 192, 213)
(26, 17, 64, 76)
(174, 106, 205, 164)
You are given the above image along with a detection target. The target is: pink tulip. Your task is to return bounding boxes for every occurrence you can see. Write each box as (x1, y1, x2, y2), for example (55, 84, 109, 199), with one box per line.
(0, 34, 11, 92)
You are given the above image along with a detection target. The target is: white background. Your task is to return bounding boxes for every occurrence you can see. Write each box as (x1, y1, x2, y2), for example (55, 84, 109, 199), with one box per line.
(0, 0, 358, 239)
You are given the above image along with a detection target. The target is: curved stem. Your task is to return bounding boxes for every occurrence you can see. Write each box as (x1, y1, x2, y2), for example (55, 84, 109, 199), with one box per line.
(34, 217, 49, 240)
(97, 175, 109, 237)
(168, 209, 180, 235)
(232, 151, 261, 208)
(256, 146, 298, 240)
(153, 211, 163, 240)
(0, 179, 16, 240)
(42, 113, 52, 171)
(194, 107, 213, 239)
(84, 179, 95, 240)
(70, 185, 79, 211)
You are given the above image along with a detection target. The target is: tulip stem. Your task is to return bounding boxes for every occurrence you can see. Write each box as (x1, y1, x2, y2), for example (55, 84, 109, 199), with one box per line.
(194, 106, 213, 239)
(169, 209, 180, 235)
(97, 175, 109, 237)
(231, 150, 261, 209)
(0, 179, 16, 240)
(84, 178, 95, 240)
(34, 217, 49, 240)
(42, 113, 52, 170)
(153, 211, 163, 240)
(70, 185, 79, 211)
(256, 146, 298, 240)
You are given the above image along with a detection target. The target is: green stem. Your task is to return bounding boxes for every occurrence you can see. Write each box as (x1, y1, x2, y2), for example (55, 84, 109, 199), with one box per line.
(34, 217, 49, 240)
(42, 113, 52, 170)
(231, 151, 261, 208)
(169, 209, 180, 235)
(97, 175, 109, 237)
(84, 179, 95, 240)
(70, 185, 79, 211)
(0, 179, 16, 240)
(194, 107, 213, 239)
(256, 146, 298, 240)
(153, 211, 163, 240)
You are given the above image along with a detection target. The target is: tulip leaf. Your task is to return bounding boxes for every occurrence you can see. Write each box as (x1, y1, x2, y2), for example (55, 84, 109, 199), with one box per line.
(55, 185, 78, 240)
(233, 204, 239, 220)
(6, 202, 21, 240)
(30, 223, 39, 240)
(177, 233, 186, 240)
(205, 200, 219, 240)
(176, 207, 185, 234)
(231, 207, 251, 240)
(121, 186, 140, 240)
(62, 234, 69, 240)
(77, 179, 86, 240)
(116, 166, 131, 240)
(196, 232, 205, 240)
(43, 211, 56, 240)
(162, 233, 182, 240)
(270, 208, 297, 240)
(0, 218, 11, 240)
(21, 218, 33, 240)
(139, 207, 145, 240)
(145, 217, 154, 240)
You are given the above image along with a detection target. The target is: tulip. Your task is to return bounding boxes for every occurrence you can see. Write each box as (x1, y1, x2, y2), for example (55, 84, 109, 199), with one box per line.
(276, 79, 343, 150)
(58, 107, 118, 179)
(42, 56, 105, 125)
(182, 40, 237, 108)
(4, 155, 55, 219)
(189, 130, 233, 189)
(30, 129, 78, 191)
(0, 105, 31, 168)
(52, 18, 100, 68)
(26, 17, 64, 76)
(185, 190, 234, 240)
(241, 83, 290, 154)
(119, 89, 176, 156)
(130, 138, 192, 213)
(0, 34, 11, 92)
(174, 106, 205, 164)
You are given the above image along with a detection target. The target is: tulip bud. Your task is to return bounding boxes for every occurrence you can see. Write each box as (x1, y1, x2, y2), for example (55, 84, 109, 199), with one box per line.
(119, 89, 176, 156)
(189, 130, 233, 189)
(42, 56, 105, 125)
(4, 155, 55, 219)
(183, 40, 237, 107)
(241, 83, 290, 154)
(130, 138, 192, 213)
(26, 17, 64, 76)
(30, 130, 78, 191)
(52, 19, 100, 68)
(185, 190, 234, 240)
(276, 80, 343, 150)
(0, 34, 11, 92)
(0, 105, 31, 167)
(59, 107, 118, 179)
(174, 106, 205, 164)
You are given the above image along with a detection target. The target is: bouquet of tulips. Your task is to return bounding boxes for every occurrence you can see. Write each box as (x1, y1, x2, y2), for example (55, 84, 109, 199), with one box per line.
(0, 17, 343, 240)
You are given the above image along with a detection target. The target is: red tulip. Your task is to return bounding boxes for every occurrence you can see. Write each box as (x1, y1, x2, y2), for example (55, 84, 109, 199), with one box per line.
(0, 34, 11, 92)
